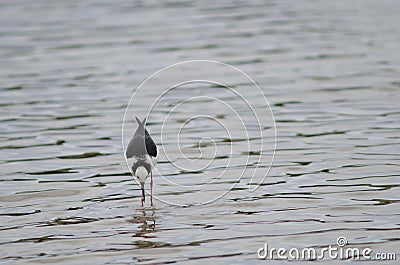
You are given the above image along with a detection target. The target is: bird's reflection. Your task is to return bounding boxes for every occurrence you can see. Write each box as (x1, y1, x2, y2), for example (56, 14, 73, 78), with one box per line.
(128, 208, 156, 236)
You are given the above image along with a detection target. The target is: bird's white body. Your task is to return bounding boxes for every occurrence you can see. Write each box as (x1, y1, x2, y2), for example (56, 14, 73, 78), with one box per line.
(126, 154, 153, 171)
(126, 150, 158, 171)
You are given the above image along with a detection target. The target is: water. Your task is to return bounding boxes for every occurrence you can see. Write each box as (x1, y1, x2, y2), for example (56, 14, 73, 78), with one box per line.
(1, 0, 399, 264)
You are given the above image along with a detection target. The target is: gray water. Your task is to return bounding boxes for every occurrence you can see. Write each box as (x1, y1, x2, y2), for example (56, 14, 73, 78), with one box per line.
(1, 0, 399, 264)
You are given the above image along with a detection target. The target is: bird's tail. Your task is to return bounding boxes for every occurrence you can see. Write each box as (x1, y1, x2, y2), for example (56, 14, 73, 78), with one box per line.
(135, 116, 146, 127)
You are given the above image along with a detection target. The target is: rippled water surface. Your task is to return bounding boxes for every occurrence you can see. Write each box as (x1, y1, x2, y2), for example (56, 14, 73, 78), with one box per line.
(1, 0, 399, 264)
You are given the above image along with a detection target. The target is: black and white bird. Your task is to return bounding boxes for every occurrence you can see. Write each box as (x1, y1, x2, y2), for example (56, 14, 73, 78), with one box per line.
(125, 117, 158, 207)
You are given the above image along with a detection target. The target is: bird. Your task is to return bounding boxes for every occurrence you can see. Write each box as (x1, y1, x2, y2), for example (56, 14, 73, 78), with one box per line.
(125, 117, 158, 207)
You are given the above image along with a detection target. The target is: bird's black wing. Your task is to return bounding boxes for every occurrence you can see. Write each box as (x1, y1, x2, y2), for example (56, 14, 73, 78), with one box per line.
(126, 134, 146, 158)
(145, 129, 157, 157)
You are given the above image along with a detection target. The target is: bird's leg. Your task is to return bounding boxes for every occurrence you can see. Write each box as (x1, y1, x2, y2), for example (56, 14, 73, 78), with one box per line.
(141, 187, 145, 207)
(150, 171, 153, 207)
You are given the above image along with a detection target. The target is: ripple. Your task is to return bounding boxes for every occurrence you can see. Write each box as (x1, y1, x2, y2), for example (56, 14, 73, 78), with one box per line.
(28, 168, 78, 175)
(1, 0, 399, 263)
(57, 152, 108, 159)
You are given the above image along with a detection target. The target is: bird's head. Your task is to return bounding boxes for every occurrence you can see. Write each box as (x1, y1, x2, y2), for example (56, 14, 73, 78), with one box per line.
(135, 166, 149, 181)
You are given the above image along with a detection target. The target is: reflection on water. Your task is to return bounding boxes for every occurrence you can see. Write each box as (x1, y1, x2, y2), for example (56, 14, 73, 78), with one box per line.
(128, 209, 157, 237)
(1, 0, 400, 264)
